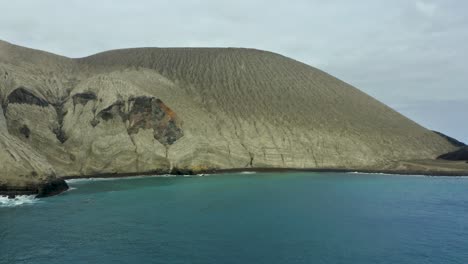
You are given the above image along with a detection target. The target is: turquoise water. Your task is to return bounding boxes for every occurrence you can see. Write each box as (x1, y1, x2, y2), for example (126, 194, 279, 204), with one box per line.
(1, 172, 468, 264)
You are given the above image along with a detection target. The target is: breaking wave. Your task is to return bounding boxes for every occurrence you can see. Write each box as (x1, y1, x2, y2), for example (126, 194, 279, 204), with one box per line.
(65, 174, 177, 184)
(240, 171, 257, 174)
(0, 195, 38, 207)
(347, 171, 441, 177)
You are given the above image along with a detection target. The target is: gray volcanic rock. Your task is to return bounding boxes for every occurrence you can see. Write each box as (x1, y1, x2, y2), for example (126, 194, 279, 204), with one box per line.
(438, 147, 468, 161)
(0, 39, 466, 195)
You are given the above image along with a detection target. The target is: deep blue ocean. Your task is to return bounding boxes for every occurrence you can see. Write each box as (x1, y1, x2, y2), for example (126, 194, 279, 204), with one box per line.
(1, 172, 468, 264)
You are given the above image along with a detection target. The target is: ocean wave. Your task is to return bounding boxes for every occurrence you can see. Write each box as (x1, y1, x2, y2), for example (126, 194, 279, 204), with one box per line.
(240, 171, 257, 174)
(347, 171, 437, 177)
(0, 195, 38, 207)
(348, 171, 390, 175)
(65, 174, 177, 184)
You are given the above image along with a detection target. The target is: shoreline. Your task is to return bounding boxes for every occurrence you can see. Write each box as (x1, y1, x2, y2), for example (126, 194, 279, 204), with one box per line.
(2, 166, 468, 199)
(210, 167, 468, 177)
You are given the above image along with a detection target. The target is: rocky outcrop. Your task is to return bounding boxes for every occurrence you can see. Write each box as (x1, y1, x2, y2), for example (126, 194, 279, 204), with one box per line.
(0, 101, 64, 197)
(6, 87, 49, 107)
(0, 39, 466, 197)
(36, 178, 69, 198)
(126, 96, 183, 145)
(72, 92, 97, 106)
(438, 147, 468, 161)
(89, 95, 183, 146)
(0, 178, 68, 198)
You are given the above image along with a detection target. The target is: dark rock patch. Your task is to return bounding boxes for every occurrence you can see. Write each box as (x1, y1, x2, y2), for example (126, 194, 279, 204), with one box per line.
(162, 120, 182, 145)
(0, 184, 38, 197)
(248, 153, 254, 167)
(19, 124, 30, 139)
(90, 118, 99, 127)
(73, 92, 97, 106)
(36, 178, 69, 198)
(92, 101, 125, 126)
(127, 96, 183, 145)
(7, 87, 49, 107)
(0, 178, 69, 198)
(170, 167, 195, 175)
(91, 97, 183, 145)
(52, 103, 68, 143)
(101, 111, 114, 121)
(52, 127, 68, 144)
(437, 146, 468, 161)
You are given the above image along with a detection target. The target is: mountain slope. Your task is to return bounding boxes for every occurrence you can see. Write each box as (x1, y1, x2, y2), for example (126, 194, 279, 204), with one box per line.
(0, 40, 465, 196)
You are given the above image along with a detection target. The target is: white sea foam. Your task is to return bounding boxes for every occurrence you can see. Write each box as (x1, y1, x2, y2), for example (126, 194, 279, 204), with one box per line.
(65, 174, 177, 184)
(348, 171, 389, 175)
(0, 195, 38, 207)
(65, 178, 90, 184)
(347, 171, 441, 177)
(240, 171, 257, 174)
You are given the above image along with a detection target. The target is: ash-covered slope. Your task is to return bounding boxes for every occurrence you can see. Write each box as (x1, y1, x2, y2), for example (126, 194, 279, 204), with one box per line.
(0, 40, 464, 196)
(77, 48, 456, 165)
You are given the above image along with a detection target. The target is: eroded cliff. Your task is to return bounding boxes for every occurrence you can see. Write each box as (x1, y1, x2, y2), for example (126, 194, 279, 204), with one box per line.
(0, 39, 466, 196)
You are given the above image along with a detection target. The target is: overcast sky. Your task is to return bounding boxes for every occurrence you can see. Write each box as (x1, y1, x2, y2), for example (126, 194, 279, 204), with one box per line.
(1, 0, 466, 142)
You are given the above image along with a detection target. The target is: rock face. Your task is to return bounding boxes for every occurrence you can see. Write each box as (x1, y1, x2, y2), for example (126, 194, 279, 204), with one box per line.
(438, 147, 468, 161)
(0, 39, 465, 195)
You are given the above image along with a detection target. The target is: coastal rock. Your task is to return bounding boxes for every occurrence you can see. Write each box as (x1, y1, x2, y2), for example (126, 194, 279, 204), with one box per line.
(0, 178, 69, 198)
(0, 113, 61, 197)
(36, 178, 69, 198)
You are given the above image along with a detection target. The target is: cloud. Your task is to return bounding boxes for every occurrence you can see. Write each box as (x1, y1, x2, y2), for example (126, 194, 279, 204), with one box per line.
(0, 0, 466, 139)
